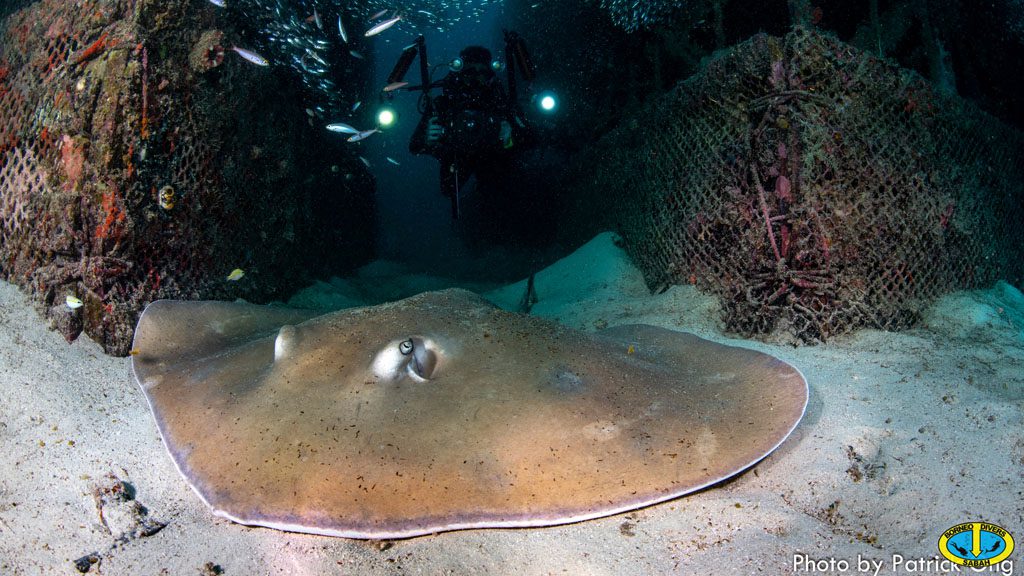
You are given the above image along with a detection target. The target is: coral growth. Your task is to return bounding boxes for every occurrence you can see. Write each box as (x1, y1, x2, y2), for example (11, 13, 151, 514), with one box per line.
(188, 29, 224, 73)
(94, 186, 126, 244)
(59, 135, 86, 187)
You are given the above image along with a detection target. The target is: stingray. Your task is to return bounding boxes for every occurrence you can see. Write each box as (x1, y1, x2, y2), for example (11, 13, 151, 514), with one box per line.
(131, 289, 807, 539)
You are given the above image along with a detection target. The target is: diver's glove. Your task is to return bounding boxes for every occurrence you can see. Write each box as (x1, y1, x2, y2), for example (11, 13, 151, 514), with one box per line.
(425, 116, 444, 144)
(499, 120, 513, 149)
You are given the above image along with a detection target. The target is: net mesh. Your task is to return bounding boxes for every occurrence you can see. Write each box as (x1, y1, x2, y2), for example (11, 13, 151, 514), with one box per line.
(0, 0, 375, 355)
(568, 28, 1024, 342)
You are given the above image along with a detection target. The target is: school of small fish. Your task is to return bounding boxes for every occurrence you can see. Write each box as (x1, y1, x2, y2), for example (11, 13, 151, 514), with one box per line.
(218, 0, 502, 117)
(596, 0, 686, 32)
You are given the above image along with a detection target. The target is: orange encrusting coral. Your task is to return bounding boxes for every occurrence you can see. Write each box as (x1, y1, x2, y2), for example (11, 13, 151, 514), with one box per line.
(59, 135, 85, 186)
(94, 187, 126, 242)
(73, 31, 118, 65)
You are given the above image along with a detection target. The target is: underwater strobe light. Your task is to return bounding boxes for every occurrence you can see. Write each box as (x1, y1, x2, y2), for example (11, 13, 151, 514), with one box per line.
(535, 90, 558, 114)
(377, 105, 397, 128)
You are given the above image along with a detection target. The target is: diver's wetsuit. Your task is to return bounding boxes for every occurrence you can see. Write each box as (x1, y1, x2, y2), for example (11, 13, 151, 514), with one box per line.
(409, 70, 520, 216)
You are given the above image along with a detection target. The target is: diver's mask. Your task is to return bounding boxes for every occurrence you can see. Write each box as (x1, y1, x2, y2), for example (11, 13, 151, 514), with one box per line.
(450, 58, 496, 86)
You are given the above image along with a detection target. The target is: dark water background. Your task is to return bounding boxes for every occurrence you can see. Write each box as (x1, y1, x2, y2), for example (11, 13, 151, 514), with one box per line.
(364, 3, 527, 280)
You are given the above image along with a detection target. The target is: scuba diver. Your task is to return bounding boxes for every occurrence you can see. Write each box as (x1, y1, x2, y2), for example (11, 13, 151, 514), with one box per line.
(381, 32, 551, 220)
(408, 45, 525, 213)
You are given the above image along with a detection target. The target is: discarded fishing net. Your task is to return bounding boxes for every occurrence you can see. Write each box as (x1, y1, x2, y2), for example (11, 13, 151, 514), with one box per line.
(0, 0, 374, 355)
(564, 28, 1024, 342)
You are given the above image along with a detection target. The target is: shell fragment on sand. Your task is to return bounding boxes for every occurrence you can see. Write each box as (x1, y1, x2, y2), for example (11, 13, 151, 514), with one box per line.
(131, 289, 807, 539)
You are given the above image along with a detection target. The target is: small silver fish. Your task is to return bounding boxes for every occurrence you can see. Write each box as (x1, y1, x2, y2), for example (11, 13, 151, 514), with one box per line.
(383, 81, 408, 92)
(313, 7, 322, 30)
(359, 156, 371, 167)
(207, 0, 226, 7)
(349, 50, 364, 59)
(326, 122, 360, 134)
(365, 15, 401, 37)
(386, 157, 401, 165)
(231, 46, 269, 66)
(337, 14, 348, 43)
(348, 129, 379, 142)
(369, 9, 388, 20)
(306, 48, 327, 66)
(351, 101, 362, 111)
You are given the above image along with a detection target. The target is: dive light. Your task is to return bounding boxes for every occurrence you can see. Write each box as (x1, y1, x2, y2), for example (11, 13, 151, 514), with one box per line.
(377, 105, 397, 128)
(535, 90, 558, 114)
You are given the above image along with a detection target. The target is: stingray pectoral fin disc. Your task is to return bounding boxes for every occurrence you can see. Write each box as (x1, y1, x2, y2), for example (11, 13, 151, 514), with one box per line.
(597, 324, 809, 484)
(132, 300, 318, 375)
(132, 289, 809, 539)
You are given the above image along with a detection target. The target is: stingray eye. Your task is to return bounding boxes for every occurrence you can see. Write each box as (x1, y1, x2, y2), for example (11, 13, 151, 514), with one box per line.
(399, 338, 414, 355)
(405, 337, 438, 381)
(373, 337, 443, 382)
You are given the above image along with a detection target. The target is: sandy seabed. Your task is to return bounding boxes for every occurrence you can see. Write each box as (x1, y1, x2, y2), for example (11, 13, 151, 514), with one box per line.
(1, 233, 1022, 575)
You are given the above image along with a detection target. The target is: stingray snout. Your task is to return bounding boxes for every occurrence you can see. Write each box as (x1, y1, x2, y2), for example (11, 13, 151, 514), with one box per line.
(372, 336, 442, 382)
